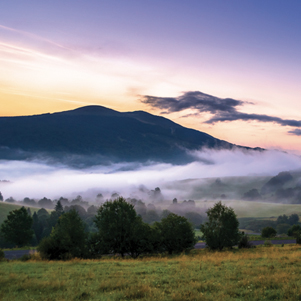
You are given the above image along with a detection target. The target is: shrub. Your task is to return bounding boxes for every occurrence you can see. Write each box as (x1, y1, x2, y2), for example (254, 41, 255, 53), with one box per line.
(20, 254, 32, 261)
(264, 240, 273, 247)
(261, 226, 277, 238)
(0, 249, 4, 261)
(238, 233, 252, 249)
(291, 230, 301, 244)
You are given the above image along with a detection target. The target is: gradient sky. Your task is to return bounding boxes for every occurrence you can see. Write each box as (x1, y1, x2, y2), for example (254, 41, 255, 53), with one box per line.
(1, 0, 301, 152)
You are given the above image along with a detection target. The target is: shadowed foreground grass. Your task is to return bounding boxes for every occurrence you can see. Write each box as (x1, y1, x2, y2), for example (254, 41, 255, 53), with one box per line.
(1, 245, 301, 300)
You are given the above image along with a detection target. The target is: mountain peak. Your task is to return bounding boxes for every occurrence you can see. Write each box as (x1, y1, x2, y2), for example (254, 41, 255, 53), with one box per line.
(55, 105, 120, 116)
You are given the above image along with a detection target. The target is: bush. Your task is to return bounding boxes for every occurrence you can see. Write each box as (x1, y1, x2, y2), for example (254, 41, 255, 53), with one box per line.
(289, 229, 301, 244)
(261, 227, 277, 238)
(238, 233, 252, 249)
(264, 240, 273, 247)
(20, 254, 32, 261)
(0, 249, 4, 261)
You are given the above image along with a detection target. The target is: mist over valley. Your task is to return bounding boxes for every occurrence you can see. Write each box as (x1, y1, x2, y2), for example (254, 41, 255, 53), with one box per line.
(1, 106, 301, 226)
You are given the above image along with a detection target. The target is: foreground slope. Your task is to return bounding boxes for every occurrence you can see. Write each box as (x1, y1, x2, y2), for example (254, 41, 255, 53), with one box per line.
(0, 106, 260, 165)
(0, 246, 300, 300)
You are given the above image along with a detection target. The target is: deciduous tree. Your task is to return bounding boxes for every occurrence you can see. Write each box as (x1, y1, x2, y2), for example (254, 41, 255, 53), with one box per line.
(38, 209, 87, 259)
(94, 197, 152, 258)
(1, 207, 33, 246)
(261, 226, 277, 238)
(200, 202, 240, 250)
(155, 213, 197, 254)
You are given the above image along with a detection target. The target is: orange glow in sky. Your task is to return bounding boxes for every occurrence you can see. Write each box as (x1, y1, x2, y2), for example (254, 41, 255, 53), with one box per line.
(1, 1, 301, 152)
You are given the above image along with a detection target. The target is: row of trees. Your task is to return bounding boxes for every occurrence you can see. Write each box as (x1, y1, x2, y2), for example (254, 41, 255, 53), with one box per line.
(238, 213, 300, 234)
(1, 197, 198, 259)
(38, 197, 197, 259)
(4, 198, 298, 259)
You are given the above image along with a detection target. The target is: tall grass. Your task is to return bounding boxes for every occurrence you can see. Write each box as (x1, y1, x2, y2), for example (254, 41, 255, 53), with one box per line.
(1, 245, 301, 300)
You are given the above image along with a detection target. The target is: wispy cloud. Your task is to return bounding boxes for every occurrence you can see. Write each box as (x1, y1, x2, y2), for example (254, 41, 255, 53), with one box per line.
(141, 91, 301, 136)
(0, 41, 65, 63)
(0, 24, 72, 51)
(288, 129, 301, 136)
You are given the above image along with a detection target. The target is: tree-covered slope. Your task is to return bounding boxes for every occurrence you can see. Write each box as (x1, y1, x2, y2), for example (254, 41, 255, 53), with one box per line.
(0, 106, 259, 165)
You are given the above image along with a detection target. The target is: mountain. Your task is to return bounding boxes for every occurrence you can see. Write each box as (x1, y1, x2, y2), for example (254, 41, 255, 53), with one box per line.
(0, 106, 261, 166)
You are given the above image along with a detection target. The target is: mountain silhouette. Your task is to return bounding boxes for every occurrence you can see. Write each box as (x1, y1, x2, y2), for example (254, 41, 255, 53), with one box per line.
(0, 106, 262, 166)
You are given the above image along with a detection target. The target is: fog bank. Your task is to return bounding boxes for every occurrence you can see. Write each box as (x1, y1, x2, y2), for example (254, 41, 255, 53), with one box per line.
(0, 149, 300, 201)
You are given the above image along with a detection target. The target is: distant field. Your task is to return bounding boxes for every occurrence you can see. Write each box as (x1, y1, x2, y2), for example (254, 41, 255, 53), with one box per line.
(0, 202, 40, 226)
(196, 200, 301, 218)
(1, 245, 301, 300)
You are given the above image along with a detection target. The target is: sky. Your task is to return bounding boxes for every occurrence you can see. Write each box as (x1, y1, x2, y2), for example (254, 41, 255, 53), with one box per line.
(1, 0, 301, 152)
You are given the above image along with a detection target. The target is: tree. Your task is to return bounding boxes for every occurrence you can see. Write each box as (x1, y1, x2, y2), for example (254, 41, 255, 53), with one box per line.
(56, 197, 69, 207)
(94, 197, 150, 257)
(0, 207, 33, 246)
(200, 202, 240, 250)
(288, 214, 299, 225)
(155, 213, 197, 254)
(184, 211, 203, 229)
(276, 223, 290, 235)
(55, 201, 64, 216)
(261, 226, 277, 238)
(65, 205, 86, 219)
(32, 212, 43, 243)
(127, 217, 155, 258)
(277, 214, 288, 224)
(0, 192, 3, 201)
(38, 197, 53, 209)
(23, 197, 36, 206)
(5, 197, 16, 203)
(287, 224, 301, 237)
(38, 210, 87, 260)
(143, 210, 160, 224)
(87, 205, 98, 216)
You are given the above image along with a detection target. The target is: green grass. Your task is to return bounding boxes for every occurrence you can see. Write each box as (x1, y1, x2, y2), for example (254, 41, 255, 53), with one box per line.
(197, 200, 301, 218)
(2, 246, 36, 251)
(248, 235, 294, 241)
(0, 202, 42, 226)
(1, 245, 301, 300)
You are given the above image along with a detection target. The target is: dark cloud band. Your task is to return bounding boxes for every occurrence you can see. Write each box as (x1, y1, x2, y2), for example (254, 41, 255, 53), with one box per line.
(288, 129, 301, 136)
(141, 91, 244, 114)
(206, 112, 301, 127)
(141, 91, 301, 136)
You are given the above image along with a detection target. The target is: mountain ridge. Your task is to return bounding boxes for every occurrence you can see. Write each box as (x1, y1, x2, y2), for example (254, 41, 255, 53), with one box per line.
(0, 105, 263, 166)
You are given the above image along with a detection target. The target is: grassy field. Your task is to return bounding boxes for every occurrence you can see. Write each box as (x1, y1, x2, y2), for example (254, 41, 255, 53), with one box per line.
(1, 245, 301, 300)
(0, 202, 41, 226)
(196, 200, 301, 218)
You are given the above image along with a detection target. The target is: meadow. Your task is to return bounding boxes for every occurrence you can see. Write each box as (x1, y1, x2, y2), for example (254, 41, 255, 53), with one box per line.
(0, 202, 40, 226)
(1, 245, 301, 300)
(195, 200, 301, 218)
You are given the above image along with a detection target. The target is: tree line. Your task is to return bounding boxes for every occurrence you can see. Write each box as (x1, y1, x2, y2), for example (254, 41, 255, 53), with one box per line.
(2, 198, 300, 259)
(1, 197, 197, 259)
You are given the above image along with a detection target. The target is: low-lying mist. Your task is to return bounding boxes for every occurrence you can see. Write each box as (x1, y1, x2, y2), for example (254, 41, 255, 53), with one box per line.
(1, 148, 301, 204)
